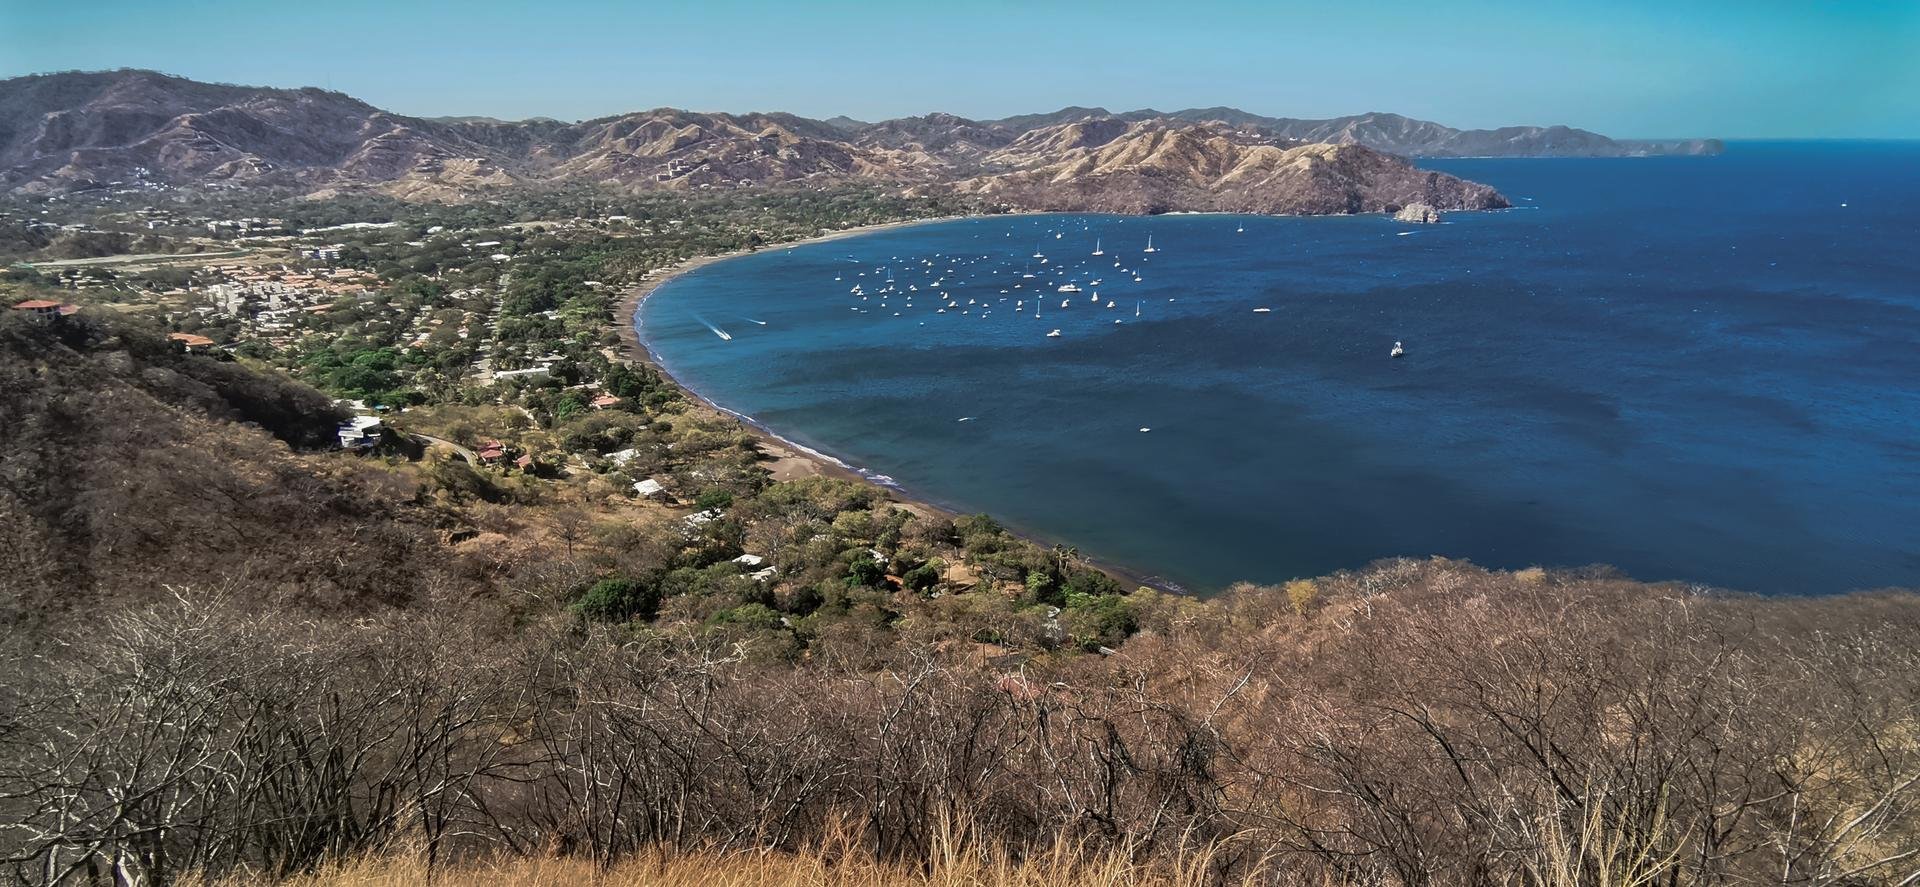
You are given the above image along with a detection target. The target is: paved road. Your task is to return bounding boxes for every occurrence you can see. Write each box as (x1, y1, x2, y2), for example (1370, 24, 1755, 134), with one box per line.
(407, 432, 476, 463)
(27, 248, 250, 268)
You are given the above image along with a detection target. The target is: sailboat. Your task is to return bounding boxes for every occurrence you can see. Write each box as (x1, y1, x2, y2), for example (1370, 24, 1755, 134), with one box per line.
(1135, 301, 1141, 317)
(1143, 235, 1158, 254)
(1046, 329, 1062, 338)
(1091, 239, 1104, 257)
(1236, 221, 1245, 234)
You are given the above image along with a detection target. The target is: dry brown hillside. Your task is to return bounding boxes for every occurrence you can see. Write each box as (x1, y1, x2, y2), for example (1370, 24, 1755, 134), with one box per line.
(0, 311, 455, 622)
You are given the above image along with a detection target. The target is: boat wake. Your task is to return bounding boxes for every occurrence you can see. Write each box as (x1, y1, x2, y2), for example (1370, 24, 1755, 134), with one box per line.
(693, 314, 733, 341)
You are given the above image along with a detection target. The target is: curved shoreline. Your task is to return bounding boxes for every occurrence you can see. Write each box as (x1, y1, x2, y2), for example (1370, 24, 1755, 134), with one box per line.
(613, 213, 1180, 593)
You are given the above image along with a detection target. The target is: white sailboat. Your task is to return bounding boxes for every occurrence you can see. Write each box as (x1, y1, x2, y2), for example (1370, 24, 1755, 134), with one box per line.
(1091, 239, 1104, 256)
(1046, 329, 1062, 338)
(1143, 236, 1158, 254)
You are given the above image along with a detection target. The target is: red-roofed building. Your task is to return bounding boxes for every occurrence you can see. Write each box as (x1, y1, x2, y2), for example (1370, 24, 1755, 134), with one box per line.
(590, 393, 622, 410)
(475, 440, 509, 464)
(12, 299, 63, 321)
(167, 332, 218, 351)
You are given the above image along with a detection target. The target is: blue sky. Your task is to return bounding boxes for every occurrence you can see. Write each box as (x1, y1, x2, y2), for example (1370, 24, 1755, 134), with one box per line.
(2, 0, 1915, 138)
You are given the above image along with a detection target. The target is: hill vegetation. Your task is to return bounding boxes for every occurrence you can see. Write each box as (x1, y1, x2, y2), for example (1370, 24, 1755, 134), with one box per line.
(0, 306, 1915, 887)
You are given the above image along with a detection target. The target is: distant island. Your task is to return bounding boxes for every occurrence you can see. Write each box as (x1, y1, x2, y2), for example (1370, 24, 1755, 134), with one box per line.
(0, 70, 1715, 211)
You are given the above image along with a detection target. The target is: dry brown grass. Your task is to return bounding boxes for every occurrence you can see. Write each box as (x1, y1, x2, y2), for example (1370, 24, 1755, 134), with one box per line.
(189, 831, 1275, 887)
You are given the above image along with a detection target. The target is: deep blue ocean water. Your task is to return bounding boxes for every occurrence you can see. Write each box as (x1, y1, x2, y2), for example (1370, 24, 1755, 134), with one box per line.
(638, 142, 1920, 594)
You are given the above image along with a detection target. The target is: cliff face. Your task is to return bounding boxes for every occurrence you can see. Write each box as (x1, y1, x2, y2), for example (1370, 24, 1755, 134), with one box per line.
(9, 70, 1724, 212)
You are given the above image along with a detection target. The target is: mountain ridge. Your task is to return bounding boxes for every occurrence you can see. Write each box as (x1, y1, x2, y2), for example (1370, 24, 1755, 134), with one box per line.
(0, 69, 1714, 209)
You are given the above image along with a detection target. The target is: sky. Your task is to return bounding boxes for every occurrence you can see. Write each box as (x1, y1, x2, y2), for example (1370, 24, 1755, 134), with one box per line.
(2, 0, 1916, 139)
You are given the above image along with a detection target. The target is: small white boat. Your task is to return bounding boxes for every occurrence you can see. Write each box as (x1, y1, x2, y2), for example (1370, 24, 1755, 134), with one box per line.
(1058, 282, 1081, 293)
(1046, 329, 1062, 338)
(1105, 300, 1115, 308)
(1061, 299, 1070, 308)
(1253, 307, 1272, 313)
(1092, 239, 1104, 256)
(1236, 222, 1244, 233)
(1143, 236, 1158, 254)
(1139, 427, 1151, 432)
(1390, 341, 1406, 358)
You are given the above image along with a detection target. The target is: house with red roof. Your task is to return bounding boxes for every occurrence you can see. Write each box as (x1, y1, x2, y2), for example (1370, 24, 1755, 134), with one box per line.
(474, 440, 509, 465)
(11, 299, 65, 321)
(167, 332, 218, 351)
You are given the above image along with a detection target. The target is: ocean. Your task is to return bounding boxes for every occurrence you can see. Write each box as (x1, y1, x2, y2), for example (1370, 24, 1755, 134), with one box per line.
(637, 142, 1920, 594)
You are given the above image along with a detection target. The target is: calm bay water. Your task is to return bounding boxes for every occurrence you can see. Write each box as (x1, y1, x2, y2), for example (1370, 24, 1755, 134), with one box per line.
(638, 142, 1920, 594)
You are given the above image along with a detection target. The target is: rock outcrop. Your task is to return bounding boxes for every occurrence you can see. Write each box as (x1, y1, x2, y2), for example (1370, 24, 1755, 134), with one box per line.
(1394, 202, 1443, 223)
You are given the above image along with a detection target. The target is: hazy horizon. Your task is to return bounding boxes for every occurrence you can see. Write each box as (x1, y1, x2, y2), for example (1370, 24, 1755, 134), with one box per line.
(3, 0, 1916, 140)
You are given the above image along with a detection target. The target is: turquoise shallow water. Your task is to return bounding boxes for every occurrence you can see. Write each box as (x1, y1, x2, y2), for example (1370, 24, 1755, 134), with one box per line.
(639, 142, 1920, 594)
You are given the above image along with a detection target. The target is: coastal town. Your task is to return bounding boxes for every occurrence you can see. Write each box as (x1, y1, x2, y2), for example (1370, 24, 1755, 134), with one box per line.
(4, 181, 1131, 625)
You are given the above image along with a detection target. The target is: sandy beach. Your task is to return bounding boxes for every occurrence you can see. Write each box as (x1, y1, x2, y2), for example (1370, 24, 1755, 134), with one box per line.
(612, 213, 1171, 590)
(612, 215, 974, 517)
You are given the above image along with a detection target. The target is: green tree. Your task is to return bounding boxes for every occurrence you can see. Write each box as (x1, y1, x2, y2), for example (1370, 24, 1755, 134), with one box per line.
(572, 576, 661, 623)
